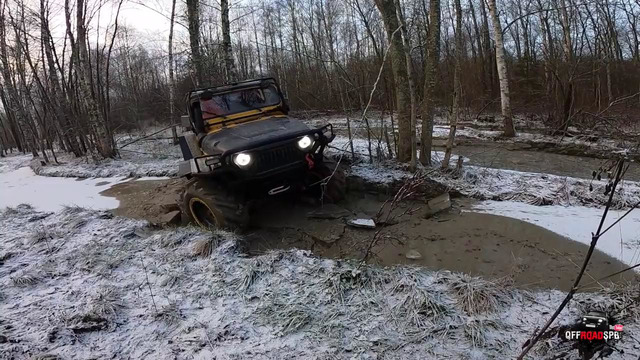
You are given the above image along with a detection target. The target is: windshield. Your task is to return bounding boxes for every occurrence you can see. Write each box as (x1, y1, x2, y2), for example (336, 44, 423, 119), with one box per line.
(199, 84, 282, 120)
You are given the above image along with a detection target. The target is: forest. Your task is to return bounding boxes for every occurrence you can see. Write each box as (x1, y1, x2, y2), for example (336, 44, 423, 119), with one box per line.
(0, 0, 638, 164)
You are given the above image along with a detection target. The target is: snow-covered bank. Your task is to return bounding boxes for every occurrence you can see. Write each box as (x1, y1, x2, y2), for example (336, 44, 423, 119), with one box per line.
(1, 206, 638, 359)
(472, 201, 640, 269)
(32, 128, 182, 178)
(0, 153, 31, 173)
(0, 167, 122, 211)
(306, 114, 632, 154)
(347, 158, 640, 210)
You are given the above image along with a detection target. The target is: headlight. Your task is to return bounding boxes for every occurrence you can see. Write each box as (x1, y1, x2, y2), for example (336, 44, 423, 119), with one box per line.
(297, 135, 313, 150)
(233, 152, 252, 167)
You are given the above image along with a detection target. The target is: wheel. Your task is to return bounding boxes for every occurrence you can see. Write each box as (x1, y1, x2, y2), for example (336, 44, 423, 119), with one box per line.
(306, 157, 346, 203)
(182, 179, 249, 229)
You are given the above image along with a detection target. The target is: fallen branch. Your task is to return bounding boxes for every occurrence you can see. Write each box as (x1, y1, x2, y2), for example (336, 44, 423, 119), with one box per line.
(119, 124, 178, 150)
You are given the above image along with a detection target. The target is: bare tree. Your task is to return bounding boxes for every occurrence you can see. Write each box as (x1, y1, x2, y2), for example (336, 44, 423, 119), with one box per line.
(442, 0, 463, 168)
(221, 0, 237, 82)
(186, 0, 204, 86)
(420, 0, 441, 165)
(487, 0, 516, 137)
(374, 0, 412, 163)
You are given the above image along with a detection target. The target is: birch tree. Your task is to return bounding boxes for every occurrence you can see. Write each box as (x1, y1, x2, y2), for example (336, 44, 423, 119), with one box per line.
(487, 0, 516, 137)
(186, 0, 204, 86)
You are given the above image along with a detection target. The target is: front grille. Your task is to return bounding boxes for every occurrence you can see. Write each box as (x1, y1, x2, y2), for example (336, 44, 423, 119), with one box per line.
(256, 144, 302, 173)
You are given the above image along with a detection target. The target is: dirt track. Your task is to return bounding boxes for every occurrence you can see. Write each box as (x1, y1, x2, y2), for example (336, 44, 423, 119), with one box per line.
(101, 178, 636, 291)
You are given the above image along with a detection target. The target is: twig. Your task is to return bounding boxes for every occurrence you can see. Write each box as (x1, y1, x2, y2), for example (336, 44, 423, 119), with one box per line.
(575, 261, 640, 291)
(517, 158, 626, 359)
(140, 256, 158, 314)
(195, 319, 216, 352)
(597, 199, 640, 238)
(359, 170, 434, 265)
(119, 124, 178, 149)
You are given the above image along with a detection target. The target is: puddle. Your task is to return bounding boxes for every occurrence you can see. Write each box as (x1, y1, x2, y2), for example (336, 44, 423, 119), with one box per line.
(246, 195, 637, 291)
(0, 167, 122, 212)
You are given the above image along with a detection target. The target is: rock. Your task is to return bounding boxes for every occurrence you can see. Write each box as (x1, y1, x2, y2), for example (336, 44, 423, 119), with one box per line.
(307, 204, 352, 219)
(347, 218, 376, 229)
(160, 210, 181, 225)
(405, 250, 423, 260)
(424, 193, 451, 218)
(160, 202, 180, 213)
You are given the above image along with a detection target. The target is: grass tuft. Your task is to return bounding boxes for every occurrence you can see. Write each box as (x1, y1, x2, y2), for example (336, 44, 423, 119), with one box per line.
(449, 273, 506, 315)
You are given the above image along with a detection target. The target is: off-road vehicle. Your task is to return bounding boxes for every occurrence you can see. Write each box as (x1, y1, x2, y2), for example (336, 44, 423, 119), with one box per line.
(177, 78, 345, 228)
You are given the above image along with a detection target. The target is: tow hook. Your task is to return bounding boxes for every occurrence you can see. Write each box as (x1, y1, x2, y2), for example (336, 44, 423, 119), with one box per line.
(305, 154, 315, 169)
(268, 185, 290, 195)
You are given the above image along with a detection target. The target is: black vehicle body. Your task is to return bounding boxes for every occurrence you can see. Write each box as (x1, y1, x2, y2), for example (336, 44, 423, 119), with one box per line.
(177, 78, 336, 198)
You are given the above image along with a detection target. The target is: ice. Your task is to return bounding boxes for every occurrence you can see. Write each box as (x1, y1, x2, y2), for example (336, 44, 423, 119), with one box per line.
(472, 200, 640, 269)
(347, 218, 376, 228)
(0, 167, 122, 212)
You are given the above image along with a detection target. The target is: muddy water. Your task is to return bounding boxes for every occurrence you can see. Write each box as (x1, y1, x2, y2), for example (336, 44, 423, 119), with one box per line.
(101, 178, 186, 223)
(247, 195, 635, 291)
(102, 179, 636, 291)
(440, 143, 640, 181)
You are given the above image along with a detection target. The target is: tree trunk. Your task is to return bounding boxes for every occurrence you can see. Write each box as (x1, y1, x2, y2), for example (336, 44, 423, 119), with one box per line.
(74, 0, 114, 157)
(395, 0, 416, 170)
(186, 0, 204, 86)
(442, 0, 463, 169)
(487, 0, 516, 137)
(419, 0, 440, 165)
(169, 0, 177, 135)
(374, 0, 412, 163)
(221, 0, 237, 82)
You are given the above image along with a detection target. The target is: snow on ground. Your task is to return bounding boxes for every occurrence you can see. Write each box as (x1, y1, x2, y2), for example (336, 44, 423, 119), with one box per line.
(305, 113, 631, 154)
(33, 128, 182, 178)
(0, 167, 122, 212)
(440, 165, 640, 209)
(0, 153, 32, 173)
(346, 155, 640, 210)
(1, 206, 638, 359)
(472, 200, 640, 269)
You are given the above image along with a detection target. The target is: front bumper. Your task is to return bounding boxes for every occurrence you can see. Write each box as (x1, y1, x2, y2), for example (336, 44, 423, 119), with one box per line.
(178, 124, 334, 181)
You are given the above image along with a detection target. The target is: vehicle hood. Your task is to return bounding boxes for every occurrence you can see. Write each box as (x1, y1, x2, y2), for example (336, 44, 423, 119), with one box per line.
(200, 116, 311, 155)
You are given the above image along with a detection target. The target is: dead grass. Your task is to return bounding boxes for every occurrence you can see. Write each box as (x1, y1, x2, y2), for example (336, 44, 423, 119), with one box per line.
(448, 273, 507, 315)
(192, 237, 217, 257)
(463, 318, 499, 347)
(11, 269, 40, 287)
(156, 300, 182, 324)
(89, 288, 124, 318)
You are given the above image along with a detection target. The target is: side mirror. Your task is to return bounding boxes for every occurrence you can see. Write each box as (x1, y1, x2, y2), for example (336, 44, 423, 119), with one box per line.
(282, 98, 290, 114)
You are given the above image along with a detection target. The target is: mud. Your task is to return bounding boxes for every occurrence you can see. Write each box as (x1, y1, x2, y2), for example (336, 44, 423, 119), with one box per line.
(245, 194, 635, 291)
(101, 178, 186, 224)
(102, 179, 636, 291)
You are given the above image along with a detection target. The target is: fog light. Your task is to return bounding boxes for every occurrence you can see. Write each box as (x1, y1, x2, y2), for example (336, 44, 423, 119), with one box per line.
(297, 135, 313, 150)
(233, 152, 252, 167)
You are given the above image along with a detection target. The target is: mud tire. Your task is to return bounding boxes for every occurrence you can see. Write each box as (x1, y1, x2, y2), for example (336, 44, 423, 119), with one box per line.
(307, 158, 347, 203)
(181, 179, 249, 229)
